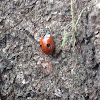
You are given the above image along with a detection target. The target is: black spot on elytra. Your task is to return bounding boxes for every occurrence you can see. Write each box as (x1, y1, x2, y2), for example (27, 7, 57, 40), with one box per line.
(47, 44, 50, 47)
(40, 45, 42, 47)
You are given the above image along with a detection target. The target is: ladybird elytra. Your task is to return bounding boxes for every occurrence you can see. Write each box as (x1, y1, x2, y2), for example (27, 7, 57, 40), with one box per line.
(40, 34, 54, 55)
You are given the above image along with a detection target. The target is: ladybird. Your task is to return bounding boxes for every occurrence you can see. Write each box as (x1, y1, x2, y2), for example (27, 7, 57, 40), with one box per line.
(40, 34, 54, 55)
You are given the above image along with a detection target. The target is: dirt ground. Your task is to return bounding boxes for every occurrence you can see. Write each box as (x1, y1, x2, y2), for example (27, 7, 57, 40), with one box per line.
(0, 0, 100, 100)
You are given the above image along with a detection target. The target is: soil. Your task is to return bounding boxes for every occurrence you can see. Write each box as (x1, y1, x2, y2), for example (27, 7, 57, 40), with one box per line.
(0, 0, 100, 100)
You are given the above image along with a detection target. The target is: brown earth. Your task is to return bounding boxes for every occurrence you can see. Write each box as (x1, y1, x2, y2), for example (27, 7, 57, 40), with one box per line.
(0, 0, 100, 100)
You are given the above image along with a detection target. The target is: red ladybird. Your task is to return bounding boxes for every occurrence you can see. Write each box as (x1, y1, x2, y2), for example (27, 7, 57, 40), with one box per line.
(40, 34, 54, 55)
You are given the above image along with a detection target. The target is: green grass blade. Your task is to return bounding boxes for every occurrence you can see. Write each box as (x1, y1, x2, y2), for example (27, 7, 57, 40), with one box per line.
(61, 23, 72, 49)
(61, 28, 67, 49)
(75, 8, 85, 26)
